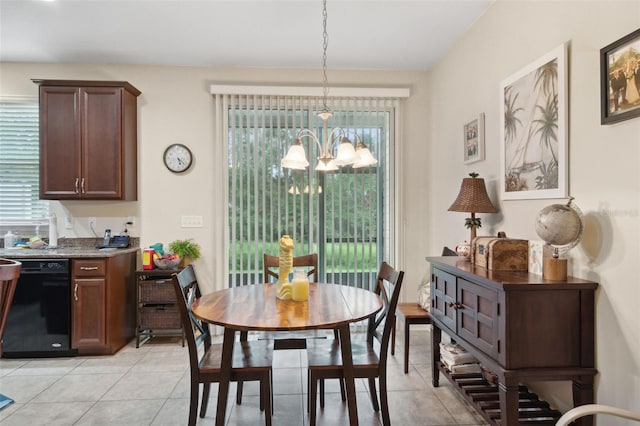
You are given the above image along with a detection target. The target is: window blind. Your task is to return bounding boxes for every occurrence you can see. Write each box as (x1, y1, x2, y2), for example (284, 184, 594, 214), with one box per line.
(0, 97, 49, 225)
(212, 87, 404, 291)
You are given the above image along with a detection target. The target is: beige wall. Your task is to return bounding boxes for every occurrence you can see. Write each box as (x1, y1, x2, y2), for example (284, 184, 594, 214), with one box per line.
(428, 0, 639, 416)
(0, 63, 431, 299)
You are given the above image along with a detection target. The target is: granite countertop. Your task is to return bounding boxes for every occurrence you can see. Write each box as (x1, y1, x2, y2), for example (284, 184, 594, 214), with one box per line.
(0, 237, 140, 259)
(0, 246, 140, 259)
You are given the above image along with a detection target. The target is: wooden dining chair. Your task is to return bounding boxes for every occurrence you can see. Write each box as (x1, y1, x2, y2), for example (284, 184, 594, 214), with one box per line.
(172, 265, 274, 426)
(0, 258, 21, 410)
(306, 261, 404, 426)
(0, 259, 21, 359)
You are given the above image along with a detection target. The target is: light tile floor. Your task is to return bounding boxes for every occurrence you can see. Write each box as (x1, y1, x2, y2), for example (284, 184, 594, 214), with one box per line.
(0, 326, 487, 425)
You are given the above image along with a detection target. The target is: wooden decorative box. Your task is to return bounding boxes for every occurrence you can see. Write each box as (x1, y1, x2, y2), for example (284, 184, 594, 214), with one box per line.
(472, 236, 528, 270)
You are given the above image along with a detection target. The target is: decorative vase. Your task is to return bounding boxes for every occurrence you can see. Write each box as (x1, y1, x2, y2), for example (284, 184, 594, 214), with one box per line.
(276, 235, 294, 300)
(455, 241, 471, 261)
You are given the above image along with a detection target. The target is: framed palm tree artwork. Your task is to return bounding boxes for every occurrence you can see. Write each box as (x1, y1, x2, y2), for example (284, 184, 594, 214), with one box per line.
(500, 42, 568, 200)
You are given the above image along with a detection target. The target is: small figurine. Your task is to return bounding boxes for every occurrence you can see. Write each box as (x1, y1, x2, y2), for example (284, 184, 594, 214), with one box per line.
(276, 235, 294, 300)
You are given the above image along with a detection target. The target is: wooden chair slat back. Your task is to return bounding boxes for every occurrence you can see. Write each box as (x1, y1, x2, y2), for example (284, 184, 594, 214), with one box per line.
(172, 265, 211, 371)
(367, 262, 404, 362)
(263, 253, 318, 283)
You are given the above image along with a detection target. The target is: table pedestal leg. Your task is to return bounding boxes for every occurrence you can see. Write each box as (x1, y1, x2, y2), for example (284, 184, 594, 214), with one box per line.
(338, 324, 359, 426)
(216, 327, 235, 426)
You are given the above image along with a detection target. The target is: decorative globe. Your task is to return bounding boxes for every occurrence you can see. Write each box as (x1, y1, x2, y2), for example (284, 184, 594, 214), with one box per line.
(534, 198, 584, 255)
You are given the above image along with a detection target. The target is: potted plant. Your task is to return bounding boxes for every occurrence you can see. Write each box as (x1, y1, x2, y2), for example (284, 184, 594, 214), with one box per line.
(168, 238, 201, 267)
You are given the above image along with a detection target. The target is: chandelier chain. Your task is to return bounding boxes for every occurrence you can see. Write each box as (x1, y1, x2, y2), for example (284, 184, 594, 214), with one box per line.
(321, 0, 329, 112)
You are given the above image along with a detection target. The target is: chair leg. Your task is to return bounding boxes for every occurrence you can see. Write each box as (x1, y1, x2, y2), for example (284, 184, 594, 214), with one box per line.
(404, 317, 410, 374)
(200, 382, 210, 418)
(332, 329, 346, 402)
(319, 378, 325, 409)
(237, 330, 249, 404)
(262, 372, 272, 426)
(380, 374, 391, 426)
(307, 372, 310, 413)
(339, 378, 346, 401)
(391, 316, 396, 355)
(310, 371, 318, 426)
(188, 381, 199, 426)
(236, 382, 244, 405)
(368, 377, 380, 411)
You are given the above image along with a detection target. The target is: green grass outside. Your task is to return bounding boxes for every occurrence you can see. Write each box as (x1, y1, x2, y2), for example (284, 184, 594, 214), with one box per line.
(229, 240, 377, 272)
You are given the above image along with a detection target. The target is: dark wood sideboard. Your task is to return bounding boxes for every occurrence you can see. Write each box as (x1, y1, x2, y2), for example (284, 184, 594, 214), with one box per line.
(427, 256, 598, 426)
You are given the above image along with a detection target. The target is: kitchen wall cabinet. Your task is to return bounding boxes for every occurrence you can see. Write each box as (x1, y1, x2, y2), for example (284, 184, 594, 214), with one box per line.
(34, 79, 140, 200)
(71, 252, 136, 355)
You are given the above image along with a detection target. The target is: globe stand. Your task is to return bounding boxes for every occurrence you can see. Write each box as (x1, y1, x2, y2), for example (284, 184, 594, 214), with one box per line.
(535, 198, 584, 282)
(543, 257, 567, 281)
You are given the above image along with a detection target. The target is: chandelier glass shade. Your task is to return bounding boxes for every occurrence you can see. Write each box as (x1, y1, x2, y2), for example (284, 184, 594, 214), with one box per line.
(281, 0, 377, 172)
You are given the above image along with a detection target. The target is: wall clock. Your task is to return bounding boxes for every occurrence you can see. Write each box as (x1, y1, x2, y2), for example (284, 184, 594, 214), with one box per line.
(163, 143, 193, 173)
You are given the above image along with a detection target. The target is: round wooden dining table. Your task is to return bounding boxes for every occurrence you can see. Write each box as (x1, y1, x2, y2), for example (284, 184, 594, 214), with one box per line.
(192, 282, 383, 426)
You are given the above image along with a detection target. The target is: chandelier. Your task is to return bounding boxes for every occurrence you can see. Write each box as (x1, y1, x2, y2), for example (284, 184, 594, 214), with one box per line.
(281, 0, 377, 172)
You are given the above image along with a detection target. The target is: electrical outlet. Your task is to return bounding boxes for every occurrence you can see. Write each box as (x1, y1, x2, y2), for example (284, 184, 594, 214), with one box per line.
(88, 217, 97, 230)
(181, 215, 203, 228)
(65, 216, 74, 229)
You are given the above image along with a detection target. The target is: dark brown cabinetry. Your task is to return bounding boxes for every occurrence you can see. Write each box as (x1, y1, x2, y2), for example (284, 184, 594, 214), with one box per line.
(135, 269, 184, 347)
(71, 253, 136, 355)
(428, 256, 598, 426)
(34, 79, 140, 200)
(72, 260, 107, 348)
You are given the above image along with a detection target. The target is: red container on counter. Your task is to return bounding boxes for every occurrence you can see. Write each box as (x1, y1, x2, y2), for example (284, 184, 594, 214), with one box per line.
(142, 248, 155, 270)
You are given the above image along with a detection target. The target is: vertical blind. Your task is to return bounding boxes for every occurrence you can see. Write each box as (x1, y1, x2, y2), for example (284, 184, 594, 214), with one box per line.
(0, 97, 48, 225)
(214, 89, 400, 290)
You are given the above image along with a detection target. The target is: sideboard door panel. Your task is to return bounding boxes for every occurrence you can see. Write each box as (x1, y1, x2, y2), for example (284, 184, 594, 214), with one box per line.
(431, 268, 457, 332)
(458, 278, 498, 359)
(505, 289, 582, 369)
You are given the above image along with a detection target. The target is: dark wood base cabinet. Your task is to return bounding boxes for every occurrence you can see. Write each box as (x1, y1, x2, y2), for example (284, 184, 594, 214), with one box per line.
(427, 257, 597, 426)
(72, 253, 136, 355)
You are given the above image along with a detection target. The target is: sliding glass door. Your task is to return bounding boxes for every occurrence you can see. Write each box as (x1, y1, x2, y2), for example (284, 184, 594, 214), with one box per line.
(225, 94, 396, 290)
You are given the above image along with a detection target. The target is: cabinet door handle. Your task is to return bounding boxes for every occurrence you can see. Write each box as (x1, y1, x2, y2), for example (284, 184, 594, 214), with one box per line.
(80, 266, 99, 271)
(75, 178, 79, 194)
(74, 283, 78, 301)
(81, 178, 85, 194)
(448, 302, 463, 310)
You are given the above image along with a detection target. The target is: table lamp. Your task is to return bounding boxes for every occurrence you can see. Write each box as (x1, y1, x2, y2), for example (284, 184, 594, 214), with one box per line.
(448, 173, 498, 243)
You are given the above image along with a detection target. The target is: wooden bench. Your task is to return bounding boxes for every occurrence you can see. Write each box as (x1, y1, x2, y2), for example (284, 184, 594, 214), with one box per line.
(391, 302, 431, 374)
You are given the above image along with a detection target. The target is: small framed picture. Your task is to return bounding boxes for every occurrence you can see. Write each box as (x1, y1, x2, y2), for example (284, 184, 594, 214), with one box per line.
(600, 28, 640, 125)
(463, 113, 485, 164)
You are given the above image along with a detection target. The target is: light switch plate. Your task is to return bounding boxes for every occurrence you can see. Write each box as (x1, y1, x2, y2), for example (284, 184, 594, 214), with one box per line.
(181, 215, 203, 228)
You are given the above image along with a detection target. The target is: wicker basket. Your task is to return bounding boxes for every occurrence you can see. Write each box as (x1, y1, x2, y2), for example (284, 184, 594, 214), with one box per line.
(139, 305, 182, 329)
(140, 279, 176, 303)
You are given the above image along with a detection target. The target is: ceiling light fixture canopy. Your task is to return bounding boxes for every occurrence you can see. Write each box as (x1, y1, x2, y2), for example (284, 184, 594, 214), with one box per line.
(281, 0, 377, 172)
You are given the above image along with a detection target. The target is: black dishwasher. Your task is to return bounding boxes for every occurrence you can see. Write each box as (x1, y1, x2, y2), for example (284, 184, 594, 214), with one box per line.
(2, 259, 77, 358)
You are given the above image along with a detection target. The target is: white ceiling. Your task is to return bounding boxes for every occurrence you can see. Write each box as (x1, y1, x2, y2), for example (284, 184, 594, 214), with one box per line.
(0, 0, 492, 70)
